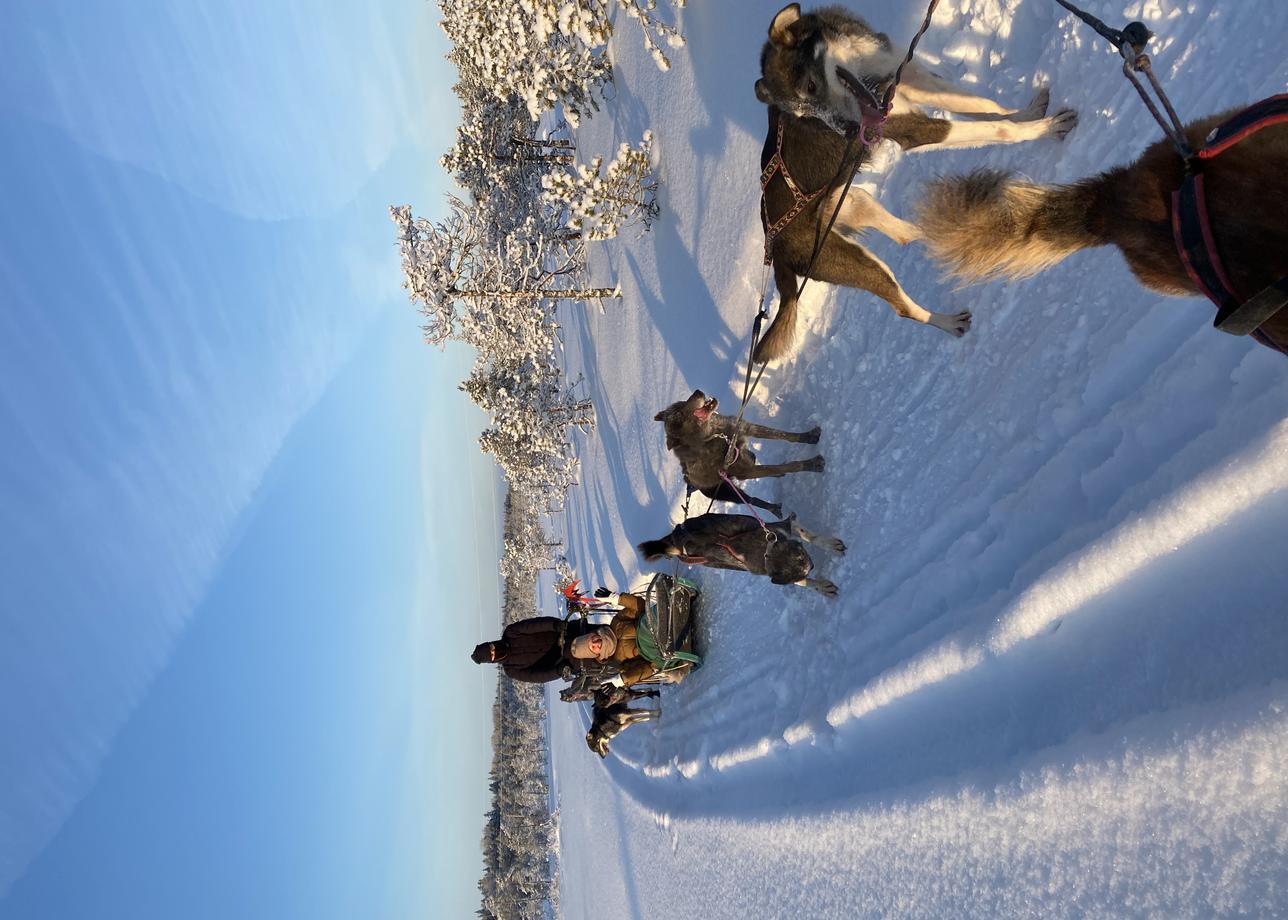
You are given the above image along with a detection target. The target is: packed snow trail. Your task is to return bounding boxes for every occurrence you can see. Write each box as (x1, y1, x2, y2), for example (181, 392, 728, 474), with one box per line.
(548, 0, 1288, 916)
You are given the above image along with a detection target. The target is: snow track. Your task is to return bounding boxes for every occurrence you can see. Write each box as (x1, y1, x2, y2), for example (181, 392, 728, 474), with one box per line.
(550, 1, 1288, 916)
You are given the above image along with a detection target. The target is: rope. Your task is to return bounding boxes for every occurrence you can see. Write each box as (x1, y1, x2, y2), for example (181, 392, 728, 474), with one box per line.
(884, 0, 943, 114)
(1050, 0, 1193, 160)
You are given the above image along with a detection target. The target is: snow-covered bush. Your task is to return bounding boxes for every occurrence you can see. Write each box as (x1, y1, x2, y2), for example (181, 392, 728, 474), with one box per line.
(541, 133, 660, 240)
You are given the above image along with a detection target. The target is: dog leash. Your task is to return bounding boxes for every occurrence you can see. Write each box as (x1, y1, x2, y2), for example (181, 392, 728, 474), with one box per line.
(1049, 0, 1191, 160)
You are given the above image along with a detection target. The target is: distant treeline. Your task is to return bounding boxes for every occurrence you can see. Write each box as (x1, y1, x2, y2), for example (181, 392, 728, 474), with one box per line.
(410, 2, 687, 917)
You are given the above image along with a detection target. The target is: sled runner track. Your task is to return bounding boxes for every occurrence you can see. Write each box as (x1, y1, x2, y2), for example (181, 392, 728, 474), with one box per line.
(583, 424, 1288, 808)
(551, 2, 1288, 915)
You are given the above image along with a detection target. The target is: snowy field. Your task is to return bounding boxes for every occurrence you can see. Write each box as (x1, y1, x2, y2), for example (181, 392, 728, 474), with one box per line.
(546, 1, 1288, 916)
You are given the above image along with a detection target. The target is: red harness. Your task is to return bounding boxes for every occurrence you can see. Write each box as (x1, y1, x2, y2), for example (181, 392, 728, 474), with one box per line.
(1171, 94, 1288, 346)
(760, 118, 827, 265)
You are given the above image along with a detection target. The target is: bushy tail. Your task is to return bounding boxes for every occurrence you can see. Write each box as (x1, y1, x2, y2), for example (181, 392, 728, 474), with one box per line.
(753, 296, 800, 364)
(915, 169, 1101, 284)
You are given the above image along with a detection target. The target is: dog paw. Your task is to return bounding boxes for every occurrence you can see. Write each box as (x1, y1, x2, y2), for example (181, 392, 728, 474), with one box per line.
(802, 425, 822, 444)
(825, 538, 846, 556)
(1019, 86, 1050, 121)
(935, 309, 972, 337)
(1045, 107, 1078, 140)
(806, 455, 825, 473)
(815, 580, 839, 598)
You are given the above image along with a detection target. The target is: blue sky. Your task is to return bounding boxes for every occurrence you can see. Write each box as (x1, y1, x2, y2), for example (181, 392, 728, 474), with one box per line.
(0, 2, 501, 917)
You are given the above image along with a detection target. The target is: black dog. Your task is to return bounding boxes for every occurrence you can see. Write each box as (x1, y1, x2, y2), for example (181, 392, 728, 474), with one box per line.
(586, 687, 661, 758)
(637, 511, 844, 597)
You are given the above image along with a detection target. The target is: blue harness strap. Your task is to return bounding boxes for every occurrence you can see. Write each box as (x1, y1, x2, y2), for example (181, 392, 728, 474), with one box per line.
(1171, 95, 1288, 339)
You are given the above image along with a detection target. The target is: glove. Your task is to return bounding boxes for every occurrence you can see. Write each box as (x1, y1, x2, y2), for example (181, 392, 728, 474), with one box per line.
(594, 587, 612, 598)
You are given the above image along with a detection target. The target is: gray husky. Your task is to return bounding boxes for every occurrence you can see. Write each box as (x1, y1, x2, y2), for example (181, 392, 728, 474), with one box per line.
(753, 3, 1077, 363)
(655, 389, 823, 510)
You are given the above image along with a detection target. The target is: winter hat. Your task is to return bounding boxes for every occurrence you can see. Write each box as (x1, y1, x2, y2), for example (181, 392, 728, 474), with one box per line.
(570, 626, 617, 661)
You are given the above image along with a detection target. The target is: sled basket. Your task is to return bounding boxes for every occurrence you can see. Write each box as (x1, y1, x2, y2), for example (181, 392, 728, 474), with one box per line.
(638, 573, 702, 674)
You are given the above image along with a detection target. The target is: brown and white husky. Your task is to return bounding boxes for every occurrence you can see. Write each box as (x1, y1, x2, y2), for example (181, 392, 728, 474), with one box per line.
(753, 4, 1077, 363)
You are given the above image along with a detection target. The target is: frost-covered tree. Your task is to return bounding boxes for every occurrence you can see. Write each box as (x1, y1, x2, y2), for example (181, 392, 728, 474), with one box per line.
(392, 205, 620, 349)
(389, 199, 482, 346)
(542, 133, 660, 240)
(617, 0, 689, 71)
(440, 0, 611, 125)
(476, 639, 558, 920)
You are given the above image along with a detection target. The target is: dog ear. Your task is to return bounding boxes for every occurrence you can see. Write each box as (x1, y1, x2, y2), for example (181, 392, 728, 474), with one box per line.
(755, 78, 775, 105)
(654, 410, 667, 421)
(769, 4, 801, 46)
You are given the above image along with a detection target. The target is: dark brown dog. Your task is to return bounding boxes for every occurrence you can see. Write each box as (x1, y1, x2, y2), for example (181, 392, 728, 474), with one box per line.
(586, 687, 661, 758)
(753, 3, 1075, 363)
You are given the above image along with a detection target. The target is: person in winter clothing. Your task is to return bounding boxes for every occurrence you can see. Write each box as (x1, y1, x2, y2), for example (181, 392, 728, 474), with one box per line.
(472, 588, 671, 686)
(471, 616, 588, 684)
(567, 590, 669, 688)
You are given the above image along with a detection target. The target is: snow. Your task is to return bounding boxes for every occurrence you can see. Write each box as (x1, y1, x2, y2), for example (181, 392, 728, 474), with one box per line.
(545, 0, 1288, 916)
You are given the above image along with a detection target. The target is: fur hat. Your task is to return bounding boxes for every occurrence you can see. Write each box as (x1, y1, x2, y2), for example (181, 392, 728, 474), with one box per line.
(569, 626, 617, 661)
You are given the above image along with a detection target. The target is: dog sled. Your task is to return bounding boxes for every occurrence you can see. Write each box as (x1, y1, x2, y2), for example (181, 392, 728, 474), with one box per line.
(558, 573, 702, 702)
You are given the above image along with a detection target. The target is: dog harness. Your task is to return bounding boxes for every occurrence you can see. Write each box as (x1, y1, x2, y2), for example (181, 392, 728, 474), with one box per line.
(1048, 2, 1288, 347)
(760, 118, 827, 264)
(1171, 94, 1288, 345)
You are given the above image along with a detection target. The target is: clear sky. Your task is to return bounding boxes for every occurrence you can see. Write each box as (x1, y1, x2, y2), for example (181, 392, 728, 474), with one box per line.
(0, 1, 501, 917)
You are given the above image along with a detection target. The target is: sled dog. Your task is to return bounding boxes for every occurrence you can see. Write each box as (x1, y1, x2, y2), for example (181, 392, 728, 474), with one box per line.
(586, 689, 661, 758)
(753, 3, 1077, 363)
(914, 109, 1288, 356)
(637, 512, 845, 597)
(656, 390, 823, 509)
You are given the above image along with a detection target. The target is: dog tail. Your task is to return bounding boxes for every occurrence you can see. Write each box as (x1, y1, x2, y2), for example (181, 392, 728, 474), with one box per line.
(753, 296, 800, 364)
(915, 169, 1104, 283)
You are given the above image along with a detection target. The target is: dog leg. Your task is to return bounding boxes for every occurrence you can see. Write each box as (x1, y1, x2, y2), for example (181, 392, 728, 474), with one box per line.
(727, 419, 822, 444)
(907, 110, 1077, 150)
(701, 481, 783, 517)
(824, 186, 922, 245)
(623, 710, 661, 725)
(892, 62, 1028, 117)
(811, 233, 971, 337)
(742, 458, 825, 478)
(795, 577, 839, 598)
(754, 257, 806, 364)
(788, 518, 846, 555)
